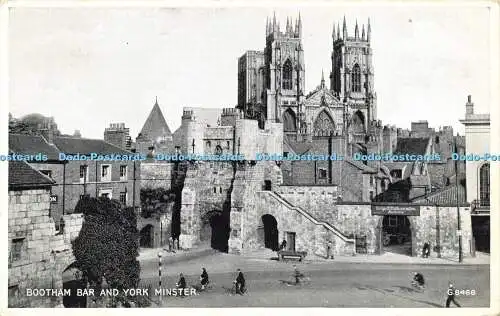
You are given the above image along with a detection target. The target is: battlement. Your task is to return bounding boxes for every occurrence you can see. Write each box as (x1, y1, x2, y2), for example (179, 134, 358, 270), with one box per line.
(383, 124, 397, 132)
(182, 110, 195, 120)
(222, 108, 241, 116)
(266, 13, 302, 39)
(332, 17, 371, 43)
(105, 123, 128, 131)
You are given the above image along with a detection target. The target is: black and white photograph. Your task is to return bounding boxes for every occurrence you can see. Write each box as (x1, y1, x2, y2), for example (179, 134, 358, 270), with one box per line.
(2, 0, 498, 311)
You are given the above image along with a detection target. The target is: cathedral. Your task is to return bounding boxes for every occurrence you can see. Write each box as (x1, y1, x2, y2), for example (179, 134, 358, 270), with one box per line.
(127, 14, 472, 259)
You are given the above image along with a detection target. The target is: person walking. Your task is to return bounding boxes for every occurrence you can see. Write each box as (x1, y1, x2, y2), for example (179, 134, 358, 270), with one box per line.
(234, 269, 246, 295)
(293, 265, 303, 285)
(176, 273, 186, 297)
(446, 283, 461, 307)
(200, 268, 209, 290)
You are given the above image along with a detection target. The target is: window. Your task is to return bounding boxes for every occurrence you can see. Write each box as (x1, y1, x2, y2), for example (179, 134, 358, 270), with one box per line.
(351, 64, 361, 92)
(119, 165, 127, 181)
(40, 170, 52, 178)
(435, 136, 440, 144)
(390, 169, 402, 179)
(79, 165, 89, 183)
(213, 187, 217, 193)
(226, 141, 230, 149)
(215, 145, 223, 155)
(119, 192, 127, 205)
(219, 187, 223, 194)
(99, 189, 112, 199)
(283, 59, 293, 90)
(479, 163, 490, 206)
(9, 238, 24, 265)
(101, 165, 111, 182)
(318, 169, 327, 179)
(388, 216, 397, 227)
(369, 191, 374, 201)
(370, 175, 374, 186)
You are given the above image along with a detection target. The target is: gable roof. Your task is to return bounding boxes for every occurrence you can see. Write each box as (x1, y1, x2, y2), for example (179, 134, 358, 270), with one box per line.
(9, 160, 55, 188)
(53, 136, 132, 155)
(304, 84, 341, 107)
(394, 137, 430, 156)
(139, 100, 172, 140)
(9, 133, 61, 161)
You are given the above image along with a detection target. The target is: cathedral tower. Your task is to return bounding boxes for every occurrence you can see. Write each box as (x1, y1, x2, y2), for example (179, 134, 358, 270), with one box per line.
(263, 13, 306, 129)
(330, 17, 377, 130)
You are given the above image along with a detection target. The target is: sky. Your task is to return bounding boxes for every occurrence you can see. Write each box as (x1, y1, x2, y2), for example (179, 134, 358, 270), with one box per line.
(7, 4, 493, 139)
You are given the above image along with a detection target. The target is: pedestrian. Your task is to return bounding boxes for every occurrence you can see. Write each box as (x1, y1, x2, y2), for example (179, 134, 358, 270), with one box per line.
(200, 267, 209, 290)
(293, 265, 302, 285)
(446, 283, 461, 307)
(176, 273, 186, 297)
(168, 236, 173, 252)
(234, 269, 246, 295)
(422, 242, 430, 258)
(327, 241, 334, 259)
(280, 239, 287, 251)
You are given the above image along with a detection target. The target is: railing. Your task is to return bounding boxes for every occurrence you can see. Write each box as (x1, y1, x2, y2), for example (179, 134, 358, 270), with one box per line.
(261, 191, 355, 243)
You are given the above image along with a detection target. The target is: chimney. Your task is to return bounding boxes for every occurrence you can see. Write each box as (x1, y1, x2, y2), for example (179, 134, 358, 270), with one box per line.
(40, 121, 55, 144)
(465, 95, 474, 116)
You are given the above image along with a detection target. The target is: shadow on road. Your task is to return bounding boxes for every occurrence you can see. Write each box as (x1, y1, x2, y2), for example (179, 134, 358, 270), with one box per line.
(358, 284, 443, 308)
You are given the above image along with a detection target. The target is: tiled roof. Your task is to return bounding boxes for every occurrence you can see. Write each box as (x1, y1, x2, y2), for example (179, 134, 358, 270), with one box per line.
(139, 101, 172, 140)
(9, 133, 61, 161)
(9, 161, 55, 188)
(345, 159, 376, 173)
(412, 183, 466, 205)
(394, 137, 430, 156)
(54, 137, 131, 155)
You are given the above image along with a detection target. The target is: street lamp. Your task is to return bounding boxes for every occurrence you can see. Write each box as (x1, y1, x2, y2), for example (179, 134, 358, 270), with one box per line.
(158, 252, 163, 288)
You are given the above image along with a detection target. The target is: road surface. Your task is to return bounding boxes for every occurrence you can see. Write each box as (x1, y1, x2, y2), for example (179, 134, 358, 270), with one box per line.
(138, 252, 489, 308)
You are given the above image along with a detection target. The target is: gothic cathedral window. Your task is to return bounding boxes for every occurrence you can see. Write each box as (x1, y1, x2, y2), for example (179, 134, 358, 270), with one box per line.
(283, 59, 293, 90)
(352, 64, 361, 92)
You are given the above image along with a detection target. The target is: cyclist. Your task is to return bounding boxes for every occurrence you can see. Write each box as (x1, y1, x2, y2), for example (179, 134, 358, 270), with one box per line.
(412, 272, 425, 290)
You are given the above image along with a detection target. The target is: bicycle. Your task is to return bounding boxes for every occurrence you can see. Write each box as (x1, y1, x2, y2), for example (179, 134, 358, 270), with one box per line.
(224, 281, 247, 295)
(279, 273, 311, 286)
(410, 280, 425, 292)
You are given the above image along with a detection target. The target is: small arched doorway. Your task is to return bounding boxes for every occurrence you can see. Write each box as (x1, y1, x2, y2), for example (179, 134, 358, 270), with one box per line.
(382, 215, 412, 255)
(62, 263, 87, 308)
(261, 214, 279, 251)
(139, 224, 154, 248)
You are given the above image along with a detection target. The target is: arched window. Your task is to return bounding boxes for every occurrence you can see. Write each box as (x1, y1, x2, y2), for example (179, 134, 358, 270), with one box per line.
(215, 145, 223, 155)
(351, 110, 365, 134)
(283, 59, 293, 90)
(352, 64, 361, 92)
(479, 163, 490, 206)
(282, 108, 297, 132)
(313, 110, 335, 136)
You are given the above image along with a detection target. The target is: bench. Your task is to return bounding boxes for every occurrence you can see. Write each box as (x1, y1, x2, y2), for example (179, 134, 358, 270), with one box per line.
(278, 250, 307, 262)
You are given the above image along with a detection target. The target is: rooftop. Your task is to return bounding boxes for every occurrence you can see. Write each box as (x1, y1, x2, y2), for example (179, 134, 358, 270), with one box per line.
(9, 160, 55, 188)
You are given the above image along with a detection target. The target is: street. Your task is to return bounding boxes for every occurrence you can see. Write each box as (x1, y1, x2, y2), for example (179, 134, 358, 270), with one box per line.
(138, 252, 490, 307)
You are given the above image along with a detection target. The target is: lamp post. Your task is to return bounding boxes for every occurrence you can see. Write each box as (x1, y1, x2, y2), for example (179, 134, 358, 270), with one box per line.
(158, 252, 163, 288)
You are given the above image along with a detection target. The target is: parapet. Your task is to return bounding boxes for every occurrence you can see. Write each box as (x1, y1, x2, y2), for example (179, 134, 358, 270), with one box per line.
(182, 110, 195, 120)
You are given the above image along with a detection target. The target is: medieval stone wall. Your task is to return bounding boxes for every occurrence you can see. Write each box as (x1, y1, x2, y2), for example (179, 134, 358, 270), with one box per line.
(140, 162, 173, 189)
(8, 188, 83, 307)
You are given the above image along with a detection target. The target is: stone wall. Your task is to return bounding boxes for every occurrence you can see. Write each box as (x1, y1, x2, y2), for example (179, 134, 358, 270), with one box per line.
(8, 188, 83, 308)
(140, 162, 173, 189)
(179, 162, 236, 248)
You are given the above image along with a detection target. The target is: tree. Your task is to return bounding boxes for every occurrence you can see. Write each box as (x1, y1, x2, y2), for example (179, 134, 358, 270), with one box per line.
(72, 197, 140, 298)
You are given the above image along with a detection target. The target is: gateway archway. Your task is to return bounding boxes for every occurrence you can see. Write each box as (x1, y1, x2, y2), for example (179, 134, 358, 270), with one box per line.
(382, 215, 412, 255)
(62, 263, 86, 308)
(201, 210, 230, 252)
(139, 224, 154, 248)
